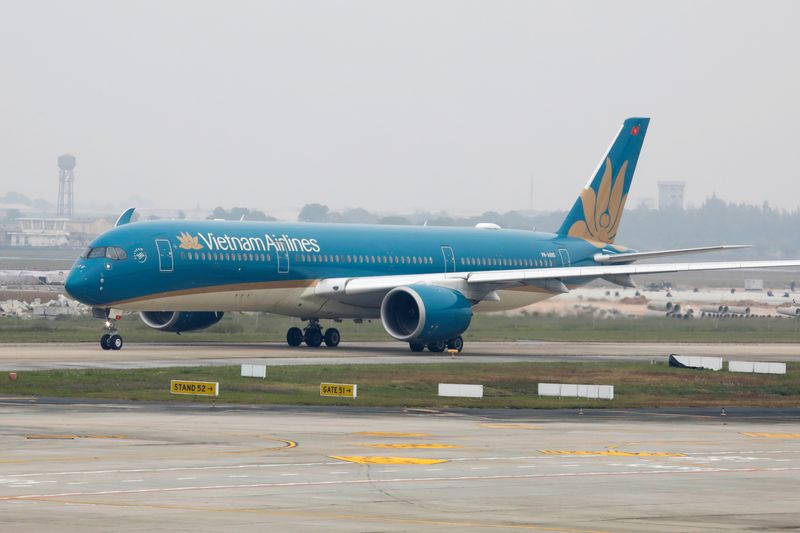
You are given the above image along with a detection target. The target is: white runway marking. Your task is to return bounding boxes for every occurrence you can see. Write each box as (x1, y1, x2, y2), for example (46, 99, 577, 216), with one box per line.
(5, 461, 345, 478)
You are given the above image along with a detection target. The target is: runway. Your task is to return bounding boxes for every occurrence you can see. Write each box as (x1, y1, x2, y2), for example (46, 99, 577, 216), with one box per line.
(1, 341, 800, 370)
(1, 399, 799, 531)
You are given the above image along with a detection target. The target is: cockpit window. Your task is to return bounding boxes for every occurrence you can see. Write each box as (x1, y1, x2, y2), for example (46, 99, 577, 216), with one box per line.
(87, 247, 107, 259)
(83, 246, 128, 260)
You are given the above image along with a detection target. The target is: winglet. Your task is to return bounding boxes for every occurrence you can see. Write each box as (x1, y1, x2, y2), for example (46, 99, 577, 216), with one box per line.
(115, 207, 136, 227)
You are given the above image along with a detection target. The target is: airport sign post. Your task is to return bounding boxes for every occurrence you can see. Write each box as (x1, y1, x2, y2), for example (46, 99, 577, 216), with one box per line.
(320, 382, 357, 399)
(170, 380, 219, 397)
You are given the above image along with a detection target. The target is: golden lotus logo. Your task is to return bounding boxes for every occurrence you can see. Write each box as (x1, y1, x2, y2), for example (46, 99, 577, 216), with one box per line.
(567, 158, 629, 246)
(177, 232, 203, 250)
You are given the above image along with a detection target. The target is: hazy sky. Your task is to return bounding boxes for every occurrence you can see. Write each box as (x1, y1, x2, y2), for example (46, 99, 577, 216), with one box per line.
(2, 0, 799, 217)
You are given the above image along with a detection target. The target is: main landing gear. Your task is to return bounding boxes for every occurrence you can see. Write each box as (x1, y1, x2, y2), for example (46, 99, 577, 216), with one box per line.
(286, 319, 340, 348)
(409, 336, 463, 353)
(99, 317, 123, 351)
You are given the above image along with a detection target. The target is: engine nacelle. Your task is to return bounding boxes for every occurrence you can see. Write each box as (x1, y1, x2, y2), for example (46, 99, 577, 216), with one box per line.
(380, 285, 472, 343)
(139, 311, 224, 333)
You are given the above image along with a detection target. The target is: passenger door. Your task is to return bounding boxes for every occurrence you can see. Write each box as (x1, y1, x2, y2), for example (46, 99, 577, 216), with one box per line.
(277, 248, 289, 274)
(155, 239, 174, 272)
(558, 248, 571, 267)
(441, 245, 456, 274)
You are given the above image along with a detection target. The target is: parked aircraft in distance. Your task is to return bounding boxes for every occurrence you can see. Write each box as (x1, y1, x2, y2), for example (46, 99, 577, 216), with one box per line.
(65, 118, 800, 352)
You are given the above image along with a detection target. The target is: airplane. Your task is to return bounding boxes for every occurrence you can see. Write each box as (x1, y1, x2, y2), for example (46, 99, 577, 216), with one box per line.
(64, 117, 800, 352)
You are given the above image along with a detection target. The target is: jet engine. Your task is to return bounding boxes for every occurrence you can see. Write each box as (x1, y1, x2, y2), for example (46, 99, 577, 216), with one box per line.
(139, 311, 224, 333)
(380, 285, 472, 343)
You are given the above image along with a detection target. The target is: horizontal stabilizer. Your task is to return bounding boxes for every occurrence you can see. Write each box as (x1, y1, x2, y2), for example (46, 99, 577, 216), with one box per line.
(593, 245, 750, 264)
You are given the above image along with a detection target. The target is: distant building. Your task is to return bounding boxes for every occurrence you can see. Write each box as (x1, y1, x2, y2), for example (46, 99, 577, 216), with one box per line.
(67, 218, 114, 247)
(658, 181, 685, 210)
(7, 217, 70, 247)
(745, 279, 764, 291)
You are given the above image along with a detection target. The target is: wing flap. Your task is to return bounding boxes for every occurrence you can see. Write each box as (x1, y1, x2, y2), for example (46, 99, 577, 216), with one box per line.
(593, 245, 749, 263)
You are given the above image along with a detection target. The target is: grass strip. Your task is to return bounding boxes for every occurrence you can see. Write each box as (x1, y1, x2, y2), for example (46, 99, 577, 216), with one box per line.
(1, 362, 797, 409)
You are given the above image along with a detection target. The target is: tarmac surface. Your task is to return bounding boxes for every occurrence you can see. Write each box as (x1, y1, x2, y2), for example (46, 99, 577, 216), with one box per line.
(2, 341, 800, 370)
(1, 399, 799, 532)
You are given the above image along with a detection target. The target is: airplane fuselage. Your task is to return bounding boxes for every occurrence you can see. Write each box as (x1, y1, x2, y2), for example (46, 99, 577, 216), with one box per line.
(66, 219, 607, 318)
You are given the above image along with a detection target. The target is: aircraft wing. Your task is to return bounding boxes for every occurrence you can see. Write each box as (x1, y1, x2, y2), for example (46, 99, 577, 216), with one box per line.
(315, 259, 800, 304)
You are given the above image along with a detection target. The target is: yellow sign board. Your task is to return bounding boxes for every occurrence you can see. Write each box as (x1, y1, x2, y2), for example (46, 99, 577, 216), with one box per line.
(170, 380, 219, 397)
(320, 383, 357, 398)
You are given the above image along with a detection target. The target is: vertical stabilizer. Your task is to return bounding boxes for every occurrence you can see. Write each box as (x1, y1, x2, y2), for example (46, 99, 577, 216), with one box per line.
(557, 117, 649, 245)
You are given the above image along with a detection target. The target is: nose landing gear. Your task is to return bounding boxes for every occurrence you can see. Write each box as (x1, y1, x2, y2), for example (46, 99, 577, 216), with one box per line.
(94, 308, 123, 350)
(285, 319, 340, 348)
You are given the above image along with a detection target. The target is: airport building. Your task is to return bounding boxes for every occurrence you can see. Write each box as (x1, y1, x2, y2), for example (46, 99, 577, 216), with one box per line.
(6, 217, 70, 247)
(658, 181, 685, 210)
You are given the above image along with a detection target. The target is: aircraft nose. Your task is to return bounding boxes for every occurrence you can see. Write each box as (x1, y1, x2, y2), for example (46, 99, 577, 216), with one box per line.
(65, 267, 95, 305)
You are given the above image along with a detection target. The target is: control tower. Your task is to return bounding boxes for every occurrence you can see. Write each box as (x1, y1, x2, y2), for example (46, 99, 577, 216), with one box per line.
(57, 154, 76, 219)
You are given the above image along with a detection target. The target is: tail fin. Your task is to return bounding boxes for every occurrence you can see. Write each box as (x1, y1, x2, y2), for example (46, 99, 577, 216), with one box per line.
(557, 117, 650, 245)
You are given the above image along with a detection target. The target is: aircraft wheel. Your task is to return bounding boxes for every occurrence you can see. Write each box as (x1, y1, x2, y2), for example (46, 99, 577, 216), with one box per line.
(304, 328, 323, 347)
(427, 340, 446, 353)
(447, 336, 464, 352)
(323, 328, 340, 347)
(286, 327, 304, 347)
(109, 334, 123, 351)
(409, 342, 425, 352)
(100, 334, 112, 350)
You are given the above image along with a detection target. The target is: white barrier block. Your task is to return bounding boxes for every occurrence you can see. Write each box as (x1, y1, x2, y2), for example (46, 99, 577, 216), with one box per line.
(538, 383, 614, 400)
(438, 383, 483, 398)
(753, 362, 770, 374)
(672, 355, 723, 371)
(560, 384, 579, 397)
(729, 361, 755, 373)
(598, 385, 614, 400)
(538, 383, 561, 397)
(768, 363, 787, 374)
(241, 363, 267, 378)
